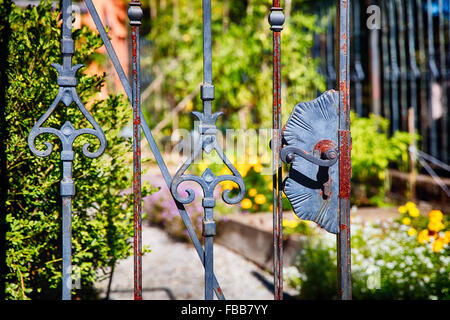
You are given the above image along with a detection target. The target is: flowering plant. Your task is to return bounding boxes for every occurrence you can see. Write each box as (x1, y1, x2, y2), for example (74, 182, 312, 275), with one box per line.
(284, 213, 449, 299)
(397, 202, 449, 253)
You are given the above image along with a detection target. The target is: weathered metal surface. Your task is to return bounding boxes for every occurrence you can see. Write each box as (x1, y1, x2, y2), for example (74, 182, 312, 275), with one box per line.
(282, 91, 340, 234)
(269, 1, 284, 301)
(336, 0, 352, 300)
(27, 0, 106, 300)
(170, 0, 244, 300)
(128, 0, 143, 301)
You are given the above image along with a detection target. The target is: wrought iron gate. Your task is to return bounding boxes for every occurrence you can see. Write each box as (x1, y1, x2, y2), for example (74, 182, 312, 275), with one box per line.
(27, 0, 352, 300)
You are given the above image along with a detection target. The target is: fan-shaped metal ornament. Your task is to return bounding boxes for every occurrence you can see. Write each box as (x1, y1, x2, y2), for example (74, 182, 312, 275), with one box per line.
(282, 90, 340, 234)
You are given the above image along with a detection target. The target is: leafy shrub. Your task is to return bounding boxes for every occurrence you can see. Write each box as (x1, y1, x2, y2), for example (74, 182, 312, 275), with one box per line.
(144, 0, 324, 135)
(284, 208, 450, 300)
(2, 0, 154, 299)
(350, 112, 414, 206)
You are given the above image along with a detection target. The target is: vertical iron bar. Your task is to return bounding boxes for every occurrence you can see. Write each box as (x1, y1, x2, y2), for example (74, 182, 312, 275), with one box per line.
(269, 1, 285, 300)
(381, 1, 392, 121)
(336, 0, 352, 300)
(61, 0, 73, 300)
(388, 0, 400, 133)
(396, 0, 408, 130)
(369, 0, 381, 116)
(438, 0, 448, 162)
(202, 0, 214, 300)
(29, 0, 106, 301)
(446, 0, 450, 163)
(353, 0, 364, 116)
(416, 0, 428, 154)
(128, 0, 143, 301)
(407, 0, 420, 131)
(327, 6, 336, 90)
(427, 0, 439, 158)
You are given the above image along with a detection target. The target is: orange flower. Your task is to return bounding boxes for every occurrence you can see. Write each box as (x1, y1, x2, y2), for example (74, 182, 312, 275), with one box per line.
(428, 210, 443, 222)
(432, 237, 446, 253)
(418, 229, 430, 244)
(428, 220, 445, 233)
(254, 194, 266, 205)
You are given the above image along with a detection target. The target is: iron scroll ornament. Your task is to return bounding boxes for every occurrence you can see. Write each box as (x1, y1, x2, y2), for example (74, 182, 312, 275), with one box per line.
(28, 64, 107, 161)
(170, 112, 245, 207)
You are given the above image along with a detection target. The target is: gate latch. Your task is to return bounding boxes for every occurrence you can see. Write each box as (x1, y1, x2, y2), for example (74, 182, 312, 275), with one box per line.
(281, 90, 340, 234)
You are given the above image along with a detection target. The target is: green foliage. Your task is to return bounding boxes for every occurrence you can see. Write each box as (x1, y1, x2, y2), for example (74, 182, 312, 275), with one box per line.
(3, 0, 154, 299)
(143, 0, 324, 137)
(350, 111, 414, 206)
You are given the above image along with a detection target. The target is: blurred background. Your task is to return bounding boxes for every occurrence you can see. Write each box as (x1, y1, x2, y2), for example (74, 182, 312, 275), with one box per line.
(4, 0, 449, 300)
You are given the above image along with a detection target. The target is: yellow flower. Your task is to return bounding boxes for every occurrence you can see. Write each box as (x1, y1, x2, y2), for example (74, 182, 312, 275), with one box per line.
(220, 180, 236, 191)
(283, 219, 298, 229)
(253, 163, 263, 173)
(428, 210, 443, 222)
(432, 237, 445, 253)
(254, 194, 266, 205)
(428, 220, 445, 233)
(405, 201, 416, 210)
(407, 228, 417, 237)
(269, 204, 273, 212)
(186, 100, 194, 111)
(398, 206, 407, 214)
(401, 217, 411, 226)
(418, 230, 430, 244)
(241, 198, 252, 210)
(408, 207, 420, 217)
(248, 188, 257, 197)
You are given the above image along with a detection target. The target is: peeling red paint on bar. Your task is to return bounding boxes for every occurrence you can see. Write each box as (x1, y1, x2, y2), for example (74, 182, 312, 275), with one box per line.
(339, 130, 351, 199)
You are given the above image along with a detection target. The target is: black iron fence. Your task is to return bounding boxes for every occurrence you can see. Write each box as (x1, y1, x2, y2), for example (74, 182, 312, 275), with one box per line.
(311, 0, 450, 164)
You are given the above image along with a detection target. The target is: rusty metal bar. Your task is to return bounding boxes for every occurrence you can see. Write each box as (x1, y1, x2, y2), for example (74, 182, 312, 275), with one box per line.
(336, 0, 351, 300)
(128, 0, 143, 301)
(269, 0, 285, 301)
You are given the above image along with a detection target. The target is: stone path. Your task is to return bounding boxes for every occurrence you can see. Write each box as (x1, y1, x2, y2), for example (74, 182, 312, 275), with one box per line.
(94, 222, 296, 300)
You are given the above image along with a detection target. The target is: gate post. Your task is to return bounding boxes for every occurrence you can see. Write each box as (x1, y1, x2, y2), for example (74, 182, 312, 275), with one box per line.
(336, 0, 352, 300)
